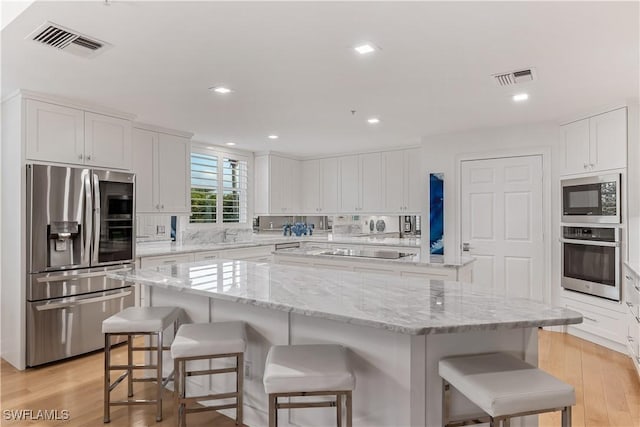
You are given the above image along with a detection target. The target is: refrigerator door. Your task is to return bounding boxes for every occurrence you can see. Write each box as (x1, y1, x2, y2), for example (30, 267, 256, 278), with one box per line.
(26, 287, 134, 367)
(91, 169, 135, 266)
(27, 164, 92, 273)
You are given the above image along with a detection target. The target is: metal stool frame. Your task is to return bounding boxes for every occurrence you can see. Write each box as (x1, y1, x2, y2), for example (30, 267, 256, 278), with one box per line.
(267, 390, 353, 427)
(173, 352, 244, 427)
(103, 320, 178, 423)
(441, 379, 572, 427)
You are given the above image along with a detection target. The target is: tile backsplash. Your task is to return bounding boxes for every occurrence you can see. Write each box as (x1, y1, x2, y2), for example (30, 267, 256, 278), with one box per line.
(137, 214, 254, 244)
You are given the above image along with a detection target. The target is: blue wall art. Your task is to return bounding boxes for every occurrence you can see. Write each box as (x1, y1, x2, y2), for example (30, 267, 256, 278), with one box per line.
(429, 173, 444, 255)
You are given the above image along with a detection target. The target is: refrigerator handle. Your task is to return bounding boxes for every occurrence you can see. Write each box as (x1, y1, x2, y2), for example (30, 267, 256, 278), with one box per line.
(83, 172, 93, 265)
(92, 173, 101, 264)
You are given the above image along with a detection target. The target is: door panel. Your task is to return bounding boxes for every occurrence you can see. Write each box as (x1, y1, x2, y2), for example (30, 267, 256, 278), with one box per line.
(320, 158, 339, 213)
(157, 133, 190, 213)
(461, 155, 544, 301)
(84, 112, 132, 170)
(26, 100, 84, 164)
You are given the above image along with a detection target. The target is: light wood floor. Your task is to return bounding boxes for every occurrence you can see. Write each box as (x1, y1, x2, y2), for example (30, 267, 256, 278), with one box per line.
(1, 330, 638, 426)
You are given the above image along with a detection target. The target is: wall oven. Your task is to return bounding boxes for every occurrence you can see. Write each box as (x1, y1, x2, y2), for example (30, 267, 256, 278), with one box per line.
(561, 174, 620, 224)
(561, 226, 620, 301)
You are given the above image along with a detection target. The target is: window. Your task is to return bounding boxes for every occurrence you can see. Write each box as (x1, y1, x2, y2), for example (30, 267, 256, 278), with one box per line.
(190, 148, 248, 224)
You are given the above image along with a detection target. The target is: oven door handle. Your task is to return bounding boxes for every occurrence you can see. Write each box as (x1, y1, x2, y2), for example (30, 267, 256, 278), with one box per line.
(560, 238, 620, 247)
(35, 290, 132, 311)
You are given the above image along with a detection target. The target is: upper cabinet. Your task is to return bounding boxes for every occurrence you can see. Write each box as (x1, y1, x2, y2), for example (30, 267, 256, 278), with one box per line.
(560, 107, 627, 175)
(84, 112, 132, 170)
(254, 154, 301, 215)
(301, 158, 339, 214)
(383, 148, 422, 213)
(132, 126, 191, 214)
(338, 153, 384, 213)
(25, 99, 132, 170)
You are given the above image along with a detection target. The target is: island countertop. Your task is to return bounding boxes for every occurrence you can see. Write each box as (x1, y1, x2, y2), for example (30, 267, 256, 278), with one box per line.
(110, 259, 582, 335)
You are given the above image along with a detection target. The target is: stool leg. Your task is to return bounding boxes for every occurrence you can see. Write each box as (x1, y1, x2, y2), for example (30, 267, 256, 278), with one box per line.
(489, 418, 497, 427)
(127, 334, 133, 397)
(156, 331, 163, 422)
(180, 360, 187, 427)
(441, 380, 447, 427)
(173, 357, 179, 421)
(268, 394, 277, 427)
(561, 406, 571, 427)
(103, 333, 111, 423)
(336, 393, 343, 427)
(237, 353, 244, 425)
(503, 419, 510, 427)
(346, 391, 352, 427)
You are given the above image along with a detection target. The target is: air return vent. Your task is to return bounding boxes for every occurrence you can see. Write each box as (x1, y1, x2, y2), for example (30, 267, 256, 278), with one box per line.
(492, 68, 536, 87)
(27, 22, 110, 58)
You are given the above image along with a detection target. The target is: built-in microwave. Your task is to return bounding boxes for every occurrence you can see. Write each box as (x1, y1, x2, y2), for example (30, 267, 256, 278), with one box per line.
(561, 174, 620, 224)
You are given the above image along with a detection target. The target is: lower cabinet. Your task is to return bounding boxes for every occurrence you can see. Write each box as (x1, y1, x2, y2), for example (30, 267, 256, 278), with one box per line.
(562, 292, 629, 354)
(624, 264, 640, 376)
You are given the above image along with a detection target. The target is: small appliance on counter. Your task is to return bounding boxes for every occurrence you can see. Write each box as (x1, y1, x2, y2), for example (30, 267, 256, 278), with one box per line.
(399, 215, 421, 237)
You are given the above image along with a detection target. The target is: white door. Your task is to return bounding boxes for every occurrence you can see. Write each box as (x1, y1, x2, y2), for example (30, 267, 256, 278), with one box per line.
(560, 119, 590, 175)
(301, 159, 320, 214)
(461, 155, 544, 301)
(132, 128, 158, 213)
(360, 152, 383, 212)
(320, 157, 339, 214)
(404, 148, 422, 213)
(590, 108, 627, 171)
(384, 150, 405, 213)
(339, 155, 360, 212)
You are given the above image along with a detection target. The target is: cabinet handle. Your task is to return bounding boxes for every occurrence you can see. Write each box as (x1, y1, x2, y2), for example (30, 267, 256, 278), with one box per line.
(161, 204, 164, 209)
(583, 315, 597, 322)
(590, 163, 595, 168)
(626, 275, 634, 280)
(628, 302, 634, 308)
(86, 155, 92, 160)
(78, 154, 83, 160)
(635, 285, 640, 292)
(583, 163, 588, 169)
(636, 316, 640, 324)
(629, 336, 635, 342)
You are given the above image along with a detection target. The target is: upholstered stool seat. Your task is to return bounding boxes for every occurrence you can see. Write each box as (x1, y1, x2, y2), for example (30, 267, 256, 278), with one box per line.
(102, 306, 181, 334)
(263, 344, 355, 427)
(439, 352, 575, 427)
(102, 306, 182, 423)
(171, 322, 247, 427)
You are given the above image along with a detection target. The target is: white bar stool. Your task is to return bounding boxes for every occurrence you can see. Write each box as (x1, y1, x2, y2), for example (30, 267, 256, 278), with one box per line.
(102, 306, 182, 423)
(439, 352, 576, 427)
(263, 344, 355, 427)
(171, 322, 247, 427)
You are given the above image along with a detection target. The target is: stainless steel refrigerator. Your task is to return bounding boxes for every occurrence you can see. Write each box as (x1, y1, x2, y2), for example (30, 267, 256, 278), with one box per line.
(26, 164, 136, 366)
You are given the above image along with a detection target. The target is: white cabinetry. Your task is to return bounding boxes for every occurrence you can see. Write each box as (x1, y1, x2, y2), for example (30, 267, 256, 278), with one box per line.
(624, 264, 640, 376)
(132, 126, 191, 214)
(84, 112, 132, 170)
(338, 153, 384, 213)
(383, 148, 421, 213)
(254, 154, 301, 215)
(560, 107, 627, 175)
(26, 99, 84, 165)
(301, 158, 339, 214)
(25, 99, 132, 170)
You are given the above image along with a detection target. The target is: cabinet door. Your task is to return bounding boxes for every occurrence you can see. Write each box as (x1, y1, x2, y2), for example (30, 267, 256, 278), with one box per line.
(360, 152, 383, 212)
(301, 159, 320, 214)
(25, 99, 84, 164)
(269, 156, 286, 213)
(320, 157, 339, 214)
(560, 119, 591, 175)
(157, 133, 191, 213)
(384, 150, 405, 213)
(339, 155, 360, 212)
(590, 108, 627, 171)
(254, 156, 269, 215)
(286, 158, 302, 213)
(404, 148, 422, 213)
(132, 128, 157, 213)
(84, 112, 132, 170)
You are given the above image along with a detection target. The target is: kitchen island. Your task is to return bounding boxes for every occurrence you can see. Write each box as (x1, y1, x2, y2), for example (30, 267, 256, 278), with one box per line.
(109, 260, 581, 427)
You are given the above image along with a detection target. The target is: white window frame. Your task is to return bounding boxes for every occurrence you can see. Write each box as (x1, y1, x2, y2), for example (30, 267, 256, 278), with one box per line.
(189, 143, 252, 226)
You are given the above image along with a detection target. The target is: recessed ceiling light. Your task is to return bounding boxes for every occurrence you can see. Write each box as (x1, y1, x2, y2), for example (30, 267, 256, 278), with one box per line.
(225, 142, 236, 146)
(354, 43, 377, 55)
(210, 86, 233, 94)
(268, 135, 279, 140)
(367, 117, 380, 124)
(512, 93, 529, 102)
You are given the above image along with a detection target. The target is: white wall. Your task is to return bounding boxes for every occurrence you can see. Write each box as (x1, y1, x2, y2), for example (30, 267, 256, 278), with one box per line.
(420, 122, 560, 304)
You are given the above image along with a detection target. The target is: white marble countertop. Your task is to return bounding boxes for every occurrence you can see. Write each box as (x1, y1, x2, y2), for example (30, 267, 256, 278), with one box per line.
(624, 260, 640, 277)
(109, 259, 582, 335)
(273, 246, 474, 268)
(136, 235, 421, 258)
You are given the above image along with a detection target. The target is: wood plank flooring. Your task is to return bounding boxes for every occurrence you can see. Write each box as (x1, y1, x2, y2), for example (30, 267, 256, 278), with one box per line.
(1, 330, 638, 426)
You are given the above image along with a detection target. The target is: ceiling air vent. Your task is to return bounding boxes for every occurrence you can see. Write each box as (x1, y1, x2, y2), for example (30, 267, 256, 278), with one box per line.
(492, 68, 536, 87)
(27, 22, 110, 58)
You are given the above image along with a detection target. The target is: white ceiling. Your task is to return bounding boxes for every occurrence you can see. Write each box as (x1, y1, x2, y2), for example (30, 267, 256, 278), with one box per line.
(2, 1, 638, 157)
